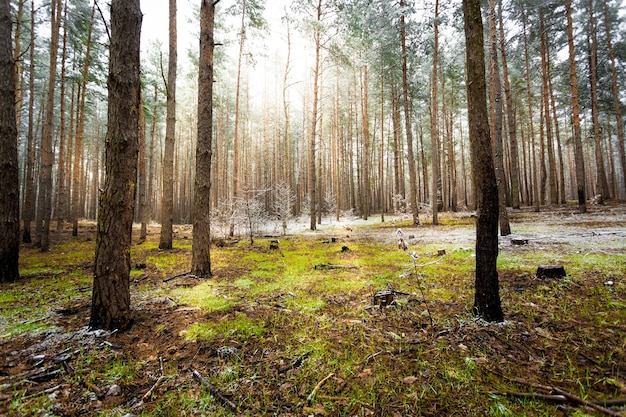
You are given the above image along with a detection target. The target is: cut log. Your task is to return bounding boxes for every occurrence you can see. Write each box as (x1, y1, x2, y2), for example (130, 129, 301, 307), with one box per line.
(536, 265, 566, 279)
(511, 239, 529, 245)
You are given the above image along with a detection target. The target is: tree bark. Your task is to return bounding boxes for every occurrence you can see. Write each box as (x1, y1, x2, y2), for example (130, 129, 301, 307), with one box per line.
(72, 4, 96, 236)
(159, 0, 177, 249)
(498, 0, 520, 209)
(90, 0, 142, 331)
(400, 0, 420, 225)
(488, 0, 510, 235)
(0, 0, 20, 282)
(22, 0, 36, 244)
(309, 0, 322, 230)
(55, 1, 69, 232)
(565, 0, 586, 212)
(431, 0, 440, 225)
(588, 0, 610, 202)
(602, 1, 625, 198)
(192, 0, 218, 276)
(36, 0, 62, 251)
(463, 0, 503, 322)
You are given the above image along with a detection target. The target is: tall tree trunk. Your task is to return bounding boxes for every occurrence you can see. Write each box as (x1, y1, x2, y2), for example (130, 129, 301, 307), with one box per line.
(488, 0, 510, 236)
(90, 0, 142, 331)
(521, 7, 539, 212)
(230, 0, 246, 236)
(0, 0, 20, 282)
(309, 0, 322, 230)
(12, 0, 23, 135)
(36, 0, 62, 252)
(22, 0, 36, 244)
(431, 0, 440, 225)
(400, 0, 420, 225)
(588, 0, 610, 202)
(463, 0, 503, 322)
(138, 89, 147, 241)
(192, 0, 219, 276)
(55, 0, 69, 231)
(565, 0, 586, 212)
(498, 0, 520, 209)
(603, 1, 625, 197)
(539, 9, 557, 205)
(360, 65, 370, 220)
(72, 4, 95, 236)
(159, 0, 177, 249)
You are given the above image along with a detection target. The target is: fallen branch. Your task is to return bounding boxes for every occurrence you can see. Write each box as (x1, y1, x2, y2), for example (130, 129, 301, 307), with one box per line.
(163, 271, 192, 283)
(551, 387, 624, 417)
(490, 370, 625, 417)
(192, 369, 237, 411)
(313, 264, 358, 270)
(142, 357, 165, 402)
(307, 372, 334, 404)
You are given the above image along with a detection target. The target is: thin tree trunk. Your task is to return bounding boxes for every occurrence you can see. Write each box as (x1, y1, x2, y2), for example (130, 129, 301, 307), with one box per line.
(488, 0, 510, 236)
(565, 0, 586, 212)
(55, 0, 68, 231)
(603, 1, 625, 198)
(36, 0, 62, 252)
(71, 3, 95, 236)
(498, 0, 520, 209)
(159, 0, 177, 249)
(431, 0, 440, 225)
(588, 0, 610, 202)
(22, 0, 36, 244)
(463, 0, 503, 322)
(309, 0, 322, 230)
(400, 0, 420, 225)
(521, 7, 539, 212)
(539, 9, 557, 205)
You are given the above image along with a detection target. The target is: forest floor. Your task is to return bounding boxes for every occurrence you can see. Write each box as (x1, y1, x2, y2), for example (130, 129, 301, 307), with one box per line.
(1, 202, 625, 417)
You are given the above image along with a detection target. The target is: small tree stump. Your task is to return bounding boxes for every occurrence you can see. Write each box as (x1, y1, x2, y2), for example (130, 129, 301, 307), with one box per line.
(536, 265, 566, 279)
(341, 245, 350, 252)
(511, 239, 529, 245)
(269, 240, 280, 251)
(437, 249, 446, 256)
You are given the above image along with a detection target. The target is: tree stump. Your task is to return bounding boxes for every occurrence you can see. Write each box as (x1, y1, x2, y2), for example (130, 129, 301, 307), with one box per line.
(536, 265, 566, 279)
(511, 238, 529, 245)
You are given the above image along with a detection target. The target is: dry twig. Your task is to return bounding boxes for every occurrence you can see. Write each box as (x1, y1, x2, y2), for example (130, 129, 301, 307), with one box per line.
(142, 357, 165, 402)
(307, 372, 335, 404)
(192, 369, 237, 411)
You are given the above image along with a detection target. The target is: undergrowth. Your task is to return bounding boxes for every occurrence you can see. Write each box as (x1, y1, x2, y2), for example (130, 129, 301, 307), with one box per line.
(1, 213, 625, 417)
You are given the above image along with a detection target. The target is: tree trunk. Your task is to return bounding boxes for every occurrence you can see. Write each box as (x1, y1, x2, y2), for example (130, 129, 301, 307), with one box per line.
(539, 10, 557, 206)
(463, 0, 503, 322)
(309, 0, 322, 230)
(159, 0, 177, 249)
(400, 0, 420, 225)
(12, 0, 23, 137)
(603, 1, 625, 198)
(498, 0, 519, 209)
(192, 0, 218, 277)
(22, 0, 36, 244)
(0, 0, 20, 282)
(431, 0, 440, 225)
(360, 65, 370, 220)
(588, 0, 610, 202)
(230, 0, 246, 236)
(36, 0, 62, 252)
(55, 1, 69, 232)
(521, 7, 539, 212)
(488, 0, 510, 236)
(565, 0, 586, 212)
(72, 3, 96, 236)
(90, 0, 141, 331)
